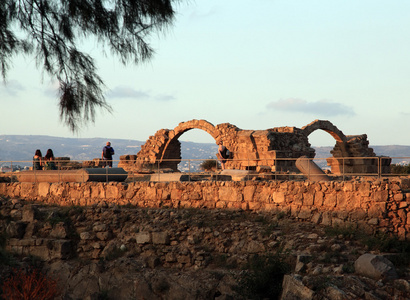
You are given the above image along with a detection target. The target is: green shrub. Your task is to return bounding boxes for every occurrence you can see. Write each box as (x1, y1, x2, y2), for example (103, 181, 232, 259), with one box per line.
(236, 253, 290, 299)
(0, 248, 17, 267)
(199, 159, 220, 171)
(390, 163, 410, 174)
(324, 224, 357, 239)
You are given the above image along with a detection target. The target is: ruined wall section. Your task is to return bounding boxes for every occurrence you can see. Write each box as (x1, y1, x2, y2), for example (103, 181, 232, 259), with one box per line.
(119, 119, 390, 175)
(226, 127, 315, 171)
(2, 180, 408, 240)
(327, 134, 391, 174)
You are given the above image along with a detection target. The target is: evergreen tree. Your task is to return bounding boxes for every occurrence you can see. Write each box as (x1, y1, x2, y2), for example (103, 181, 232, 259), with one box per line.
(0, 0, 180, 131)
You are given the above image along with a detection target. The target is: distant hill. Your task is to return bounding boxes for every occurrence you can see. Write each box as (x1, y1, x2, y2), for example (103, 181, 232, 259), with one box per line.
(0, 135, 408, 171)
(314, 145, 410, 165)
(0, 135, 218, 171)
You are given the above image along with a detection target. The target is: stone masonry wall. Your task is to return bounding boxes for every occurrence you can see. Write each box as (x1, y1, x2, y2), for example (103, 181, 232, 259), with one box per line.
(1, 180, 409, 240)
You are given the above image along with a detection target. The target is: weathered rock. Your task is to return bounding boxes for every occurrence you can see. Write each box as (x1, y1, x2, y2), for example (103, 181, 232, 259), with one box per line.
(281, 274, 314, 300)
(1, 196, 409, 300)
(354, 253, 399, 281)
(6, 221, 26, 238)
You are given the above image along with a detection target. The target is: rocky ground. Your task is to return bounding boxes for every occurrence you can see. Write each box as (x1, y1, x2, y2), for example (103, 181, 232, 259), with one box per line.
(0, 196, 410, 299)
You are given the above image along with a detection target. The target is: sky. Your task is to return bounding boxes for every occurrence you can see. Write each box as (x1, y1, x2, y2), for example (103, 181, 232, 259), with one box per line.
(1, 0, 410, 147)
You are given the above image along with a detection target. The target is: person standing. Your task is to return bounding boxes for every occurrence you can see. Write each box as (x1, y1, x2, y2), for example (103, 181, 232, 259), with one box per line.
(217, 141, 228, 170)
(102, 141, 115, 168)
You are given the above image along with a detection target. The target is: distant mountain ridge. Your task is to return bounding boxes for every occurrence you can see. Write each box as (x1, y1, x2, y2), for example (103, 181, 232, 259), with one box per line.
(0, 135, 219, 171)
(0, 135, 409, 169)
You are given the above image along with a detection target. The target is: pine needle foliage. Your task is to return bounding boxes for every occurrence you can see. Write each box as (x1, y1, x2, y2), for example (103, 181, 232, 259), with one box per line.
(0, 0, 181, 132)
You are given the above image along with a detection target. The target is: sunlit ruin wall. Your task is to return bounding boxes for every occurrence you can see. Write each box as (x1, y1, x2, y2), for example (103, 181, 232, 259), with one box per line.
(118, 119, 391, 174)
(1, 179, 409, 239)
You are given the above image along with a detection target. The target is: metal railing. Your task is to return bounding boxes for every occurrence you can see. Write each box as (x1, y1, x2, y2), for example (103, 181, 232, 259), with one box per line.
(0, 156, 409, 183)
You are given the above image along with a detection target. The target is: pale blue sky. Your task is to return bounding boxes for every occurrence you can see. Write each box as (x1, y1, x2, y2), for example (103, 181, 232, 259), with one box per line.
(1, 0, 410, 147)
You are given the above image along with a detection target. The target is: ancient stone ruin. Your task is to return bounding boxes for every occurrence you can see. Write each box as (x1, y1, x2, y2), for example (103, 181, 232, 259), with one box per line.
(119, 119, 391, 175)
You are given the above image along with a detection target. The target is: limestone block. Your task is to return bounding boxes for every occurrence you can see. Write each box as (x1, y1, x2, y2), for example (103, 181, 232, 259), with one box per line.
(21, 182, 35, 198)
(136, 232, 151, 244)
(93, 224, 108, 232)
(50, 222, 68, 239)
(397, 209, 406, 222)
(256, 165, 271, 173)
(321, 211, 332, 226)
(368, 218, 379, 225)
(22, 205, 39, 222)
(313, 191, 324, 206)
(243, 185, 256, 201)
(152, 232, 170, 245)
(96, 231, 113, 241)
(165, 252, 177, 262)
(50, 239, 74, 260)
(298, 208, 312, 220)
(246, 240, 266, 253)
(281, 274, 314, 300)
(311, 212, 321, 224)
(177, 254, 191, 265)
(354, 253, 398, 281)
(368, 202, 386, 218)
(106, 185, 119, 198)
(70, 189, 82, 200)
(80, 232, 95, 240)
(303, 193, 314, 206)
(220, 169, 252, 181)
(6, 221, 26, 239)
(38, 182, 50, 197)
(215, 201, 227, 209)
(373, 190, 389, 202)
(256, 187, 270, 203)
(323, 193, 337, 208)
(398, 227, 408, 240)
(150, 173, 190, 182)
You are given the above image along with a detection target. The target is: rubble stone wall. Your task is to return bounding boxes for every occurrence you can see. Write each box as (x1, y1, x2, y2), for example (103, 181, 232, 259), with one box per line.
(1, 180, 409, 239)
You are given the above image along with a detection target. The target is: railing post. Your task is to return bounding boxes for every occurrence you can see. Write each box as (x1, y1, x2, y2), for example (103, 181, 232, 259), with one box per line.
(378, 157, 381, 178)
(157, 160, 160, 181)
(132, 161, 135, 183)
(106, 166, 108, 183)
(188, 159, 191, 182)
(58, 161, 61, 183)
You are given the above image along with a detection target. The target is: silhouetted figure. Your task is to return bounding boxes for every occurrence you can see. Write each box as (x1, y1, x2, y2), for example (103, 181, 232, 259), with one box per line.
(44, 149, 57, 170)
(33, 149, 43, 170)
(102, 141, 115, 168)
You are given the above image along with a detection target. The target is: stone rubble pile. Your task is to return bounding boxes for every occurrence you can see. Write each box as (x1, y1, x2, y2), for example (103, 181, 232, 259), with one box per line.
(1, 196, 409, 299)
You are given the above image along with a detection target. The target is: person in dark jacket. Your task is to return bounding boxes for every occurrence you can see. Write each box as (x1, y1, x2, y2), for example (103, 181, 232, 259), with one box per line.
(217, 141, 228, 170)
(102, 141, 115, 168)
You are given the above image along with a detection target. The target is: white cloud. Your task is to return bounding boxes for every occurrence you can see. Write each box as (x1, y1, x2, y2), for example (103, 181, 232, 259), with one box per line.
(0, 80, 25, 96)
(266, 98, 355, 116)
(155, 94, 175, 102)
(106, 85, 175, 102)
(106, 86, 149, 99)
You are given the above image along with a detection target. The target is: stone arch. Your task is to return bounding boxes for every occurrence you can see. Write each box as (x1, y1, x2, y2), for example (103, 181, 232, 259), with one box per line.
(301, 119, 347, 144)
(159, 120, 218, 167)
(169, 119, 218, 141)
